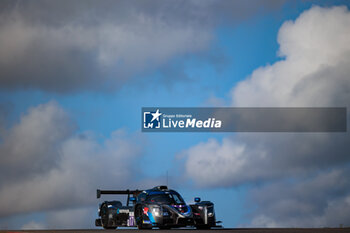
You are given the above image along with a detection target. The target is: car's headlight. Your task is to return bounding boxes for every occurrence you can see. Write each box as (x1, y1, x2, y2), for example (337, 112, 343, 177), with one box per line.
(152, 206, 162, 217)
(198, 206, 203, 210)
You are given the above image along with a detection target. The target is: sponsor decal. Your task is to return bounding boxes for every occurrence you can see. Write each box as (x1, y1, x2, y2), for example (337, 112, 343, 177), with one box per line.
(119, 209, 129, 213)
(143, 207, 149, 216)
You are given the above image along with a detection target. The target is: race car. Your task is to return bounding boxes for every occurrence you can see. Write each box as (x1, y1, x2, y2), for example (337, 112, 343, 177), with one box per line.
(95, 185, 219, 229)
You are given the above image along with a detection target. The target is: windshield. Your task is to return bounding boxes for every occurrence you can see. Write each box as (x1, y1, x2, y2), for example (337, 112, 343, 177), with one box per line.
(147, 193, 185, 204)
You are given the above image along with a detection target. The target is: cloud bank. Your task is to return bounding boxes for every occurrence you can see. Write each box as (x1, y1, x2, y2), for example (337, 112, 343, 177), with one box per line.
(0, 102, 145, 218)
(0, 0, 283, 92)
(183, 6, 350, 227)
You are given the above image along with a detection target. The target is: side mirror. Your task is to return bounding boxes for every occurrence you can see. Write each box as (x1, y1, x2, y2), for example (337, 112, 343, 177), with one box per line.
(130, 197, 136, 202)
(194, 197, 201, 203)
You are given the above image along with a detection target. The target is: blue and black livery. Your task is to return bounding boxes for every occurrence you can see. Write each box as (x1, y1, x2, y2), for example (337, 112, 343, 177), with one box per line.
(95, 185, 219, 229)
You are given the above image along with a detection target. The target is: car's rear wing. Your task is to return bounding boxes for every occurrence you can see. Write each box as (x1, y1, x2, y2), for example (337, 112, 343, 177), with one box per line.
(97, 189, 143, 206)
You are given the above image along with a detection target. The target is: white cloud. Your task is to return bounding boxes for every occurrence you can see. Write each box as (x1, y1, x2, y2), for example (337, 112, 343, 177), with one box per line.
(185, 138, 248, 187)
(0, 101, 74, 184)
(183, 5, 350, 226)
(0, 102, 145, 217)
(232, 6, 350, 107)
(246, 169, 350, 227)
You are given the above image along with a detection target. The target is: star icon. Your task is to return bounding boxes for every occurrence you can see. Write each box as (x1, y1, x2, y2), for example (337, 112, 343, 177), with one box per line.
(151, 109, 162, 122)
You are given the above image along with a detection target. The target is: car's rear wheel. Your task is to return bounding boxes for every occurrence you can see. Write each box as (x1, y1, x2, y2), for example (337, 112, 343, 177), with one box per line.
(101, 204, 117, 229)
(101, 205, 109, 229)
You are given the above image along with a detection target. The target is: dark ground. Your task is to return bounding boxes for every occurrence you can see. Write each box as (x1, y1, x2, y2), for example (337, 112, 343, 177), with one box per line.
(1, 228, 349, 233)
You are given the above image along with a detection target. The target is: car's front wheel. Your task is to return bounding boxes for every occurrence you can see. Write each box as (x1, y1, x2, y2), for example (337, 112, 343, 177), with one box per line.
(136, 206, 152, 230)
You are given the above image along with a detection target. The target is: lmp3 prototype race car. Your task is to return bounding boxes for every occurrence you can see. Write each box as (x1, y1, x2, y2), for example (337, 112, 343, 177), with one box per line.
(95, 185, 220, 229)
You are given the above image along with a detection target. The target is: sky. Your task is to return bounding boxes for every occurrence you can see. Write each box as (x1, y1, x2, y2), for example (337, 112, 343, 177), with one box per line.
(0, 0, 350, 230)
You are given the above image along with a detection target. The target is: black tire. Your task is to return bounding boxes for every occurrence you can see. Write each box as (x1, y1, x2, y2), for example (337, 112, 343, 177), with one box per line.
(101, 204, 109, 229)
(101, 204, 117, 229)
(196, 226, 211, 230)
(135, 206, 144, 229)
(95, 218, 102, 227)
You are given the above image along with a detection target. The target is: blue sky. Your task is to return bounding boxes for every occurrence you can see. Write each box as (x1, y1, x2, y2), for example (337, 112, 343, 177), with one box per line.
(1, 0, 350, 229)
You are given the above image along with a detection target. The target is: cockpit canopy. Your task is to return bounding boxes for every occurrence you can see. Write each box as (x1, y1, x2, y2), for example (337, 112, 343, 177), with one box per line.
(146, 192, 185, 204)
(137, 186, 186, 205)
